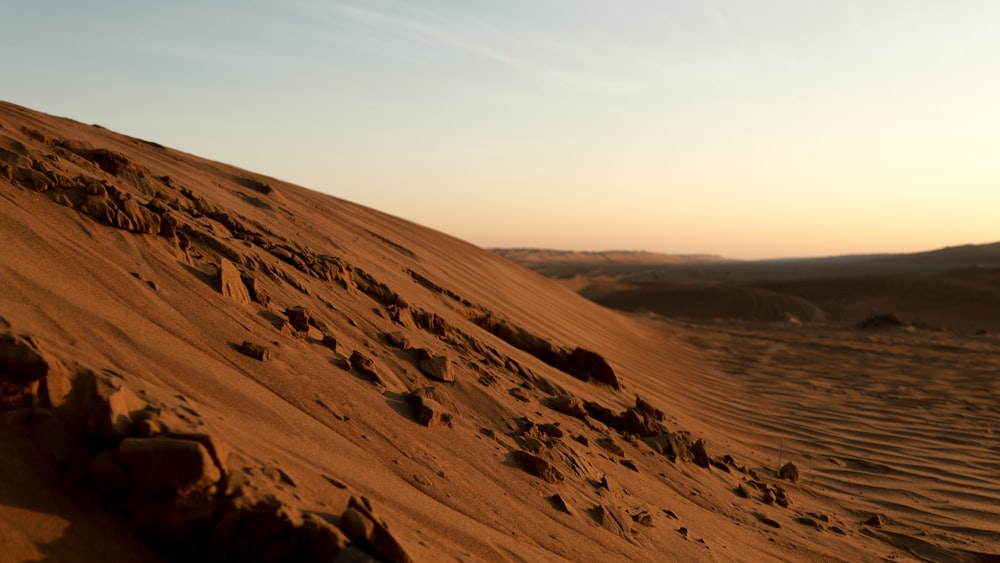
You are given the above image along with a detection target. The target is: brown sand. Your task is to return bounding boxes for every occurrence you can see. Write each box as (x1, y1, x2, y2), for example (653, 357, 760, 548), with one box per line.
(1, 100, 997, 562)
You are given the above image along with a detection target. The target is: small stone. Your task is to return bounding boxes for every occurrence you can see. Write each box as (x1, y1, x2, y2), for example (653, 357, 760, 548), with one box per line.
(238, 341, 270, 362)
(632, 510, 653, 527)
(778, 461, 800, 482)
(735, 484, 749, 498)
(620, 459, 639, 472)
(762, 489, 776, 504)
(864, 514, 886, 528)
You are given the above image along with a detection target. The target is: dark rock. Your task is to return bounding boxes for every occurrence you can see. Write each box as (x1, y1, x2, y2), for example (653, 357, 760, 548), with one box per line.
(115, 437, 222, 495)
(735, 484, 749, 498)
(550, 493, 574, 515)
(620, 459, 639, 472)
(285, 306, 311, 332)
(349, 351, 385, 387)
(537, 423, 563, 439)
(321, 334, 338, 352)
(238, 341, 271, 362)
(568, 347, 621, 390)
(418, 355, 454, 383)
(778, 461, 800, 482)
(690, 438, 711, 468)
(240, 273, 270, 307)
(595, 436, 624, 457)
(511, 451, 563, 484)
(864, 513, 886, 528)
(759, 516, 781, 529)
(762, 489, 776, 504)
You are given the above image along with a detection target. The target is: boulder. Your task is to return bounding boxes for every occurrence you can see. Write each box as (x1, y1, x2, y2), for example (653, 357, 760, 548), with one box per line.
(549, 395, 587, 418)
(219, 259, 251, 305)
(238, 341, 271, 362)
(690, 438, 711, 469)
(0, 332, 69, 409)
(285, 306, 311, 332)
(778, 461, 800, 482)
(115, 437, 222, 495)
(418, 355, 454, 383)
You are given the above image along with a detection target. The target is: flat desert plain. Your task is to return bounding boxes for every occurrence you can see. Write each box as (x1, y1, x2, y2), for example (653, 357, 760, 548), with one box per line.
(1, 101, 998, 562)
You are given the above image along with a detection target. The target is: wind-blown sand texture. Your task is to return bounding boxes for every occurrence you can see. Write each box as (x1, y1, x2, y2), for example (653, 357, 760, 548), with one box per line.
(1, 101, 997, 562)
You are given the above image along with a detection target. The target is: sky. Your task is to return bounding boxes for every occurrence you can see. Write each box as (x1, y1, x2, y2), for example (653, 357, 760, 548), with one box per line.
(3, 1, 999, 259)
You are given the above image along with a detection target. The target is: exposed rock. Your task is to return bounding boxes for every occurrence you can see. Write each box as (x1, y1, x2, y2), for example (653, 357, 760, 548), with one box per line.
(96, 384, 148, 439)
(642, 432, 694, 464)
(549, 395, 587, 418)
(632, 510, 654, 527)
(735, 484, 749, 498)
(778, 461, 800, 482)
(240, 273, 270, 307)
(595, 436, 624, 457)
(620, 459, 639, 472)
(568, 347, 621, 390)
(864, 513, 886, 528)
(115, 437, 222, 495)
(419, 355, 454, 383)
(349, 351, 385, 387)
(384, 331, 410, 350)
(550, 493, 575, 515)
(219, 259, 251, 305)
(537, 423, 563, 439)
(321, 334, 338, 352)
(0, 332, 69, 409)
(286, 306, 311, 332)
(406, 387, 452, 427)
(690, 438, 711, 469)
(339, 507, 376, 542)
(762, 488, 776, 504)
(511, 451, 564, 484)
(238, 341, 271, 362)
(341, 496, 414, 563)
(593, 504, 630, 535)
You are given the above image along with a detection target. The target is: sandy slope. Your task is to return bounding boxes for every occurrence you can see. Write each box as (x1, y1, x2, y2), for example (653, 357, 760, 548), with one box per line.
(1, 101, 997, 562)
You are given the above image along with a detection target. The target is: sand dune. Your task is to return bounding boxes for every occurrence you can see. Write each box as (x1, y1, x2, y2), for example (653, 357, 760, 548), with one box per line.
(1, 100, 998, 562)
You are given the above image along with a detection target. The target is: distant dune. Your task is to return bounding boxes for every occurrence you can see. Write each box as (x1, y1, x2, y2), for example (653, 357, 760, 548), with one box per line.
(2, 100, 998, 562)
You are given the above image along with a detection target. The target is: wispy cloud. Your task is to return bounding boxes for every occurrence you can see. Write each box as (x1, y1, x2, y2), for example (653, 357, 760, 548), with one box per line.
(314, 1, 650, 96)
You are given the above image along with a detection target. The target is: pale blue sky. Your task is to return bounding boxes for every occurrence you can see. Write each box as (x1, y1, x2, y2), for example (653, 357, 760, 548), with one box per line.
(4, 1, 999, 258)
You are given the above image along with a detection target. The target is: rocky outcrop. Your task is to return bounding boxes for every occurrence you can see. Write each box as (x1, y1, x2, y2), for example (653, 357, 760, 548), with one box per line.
(285, 306, 311, 332)
(474, 316, 622, 390)
(219, 259, 252, 305)
(407, 387, 452, 427)
(0, 332, 70, 410)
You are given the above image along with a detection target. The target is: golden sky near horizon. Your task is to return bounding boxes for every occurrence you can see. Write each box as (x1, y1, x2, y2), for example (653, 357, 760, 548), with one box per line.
(4, 1, 999, 258)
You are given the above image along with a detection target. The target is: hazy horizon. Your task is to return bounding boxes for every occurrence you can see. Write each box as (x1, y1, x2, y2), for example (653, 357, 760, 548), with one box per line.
(4, 1, 998, 259)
